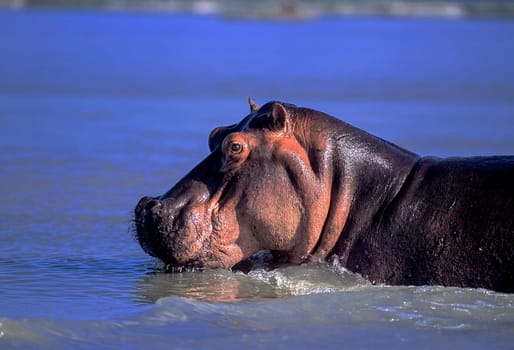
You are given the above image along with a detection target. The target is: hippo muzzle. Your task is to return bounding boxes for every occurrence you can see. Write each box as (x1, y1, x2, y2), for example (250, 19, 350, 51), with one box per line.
(135, 196, 177, 264)
(134, 182, 214, 268)
(134, 146, 248, 269)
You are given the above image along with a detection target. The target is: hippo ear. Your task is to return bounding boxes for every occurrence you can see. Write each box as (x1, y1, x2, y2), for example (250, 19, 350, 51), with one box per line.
(209, 126, 233, 152)
(248, 101, 291, 133)
(209, 127, 223, 152)
(269, 102, 290, 133)
(248, 97, 260, 112)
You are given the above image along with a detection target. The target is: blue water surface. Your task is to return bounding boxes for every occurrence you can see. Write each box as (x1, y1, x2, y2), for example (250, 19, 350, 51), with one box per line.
(1, 9, 514, 350)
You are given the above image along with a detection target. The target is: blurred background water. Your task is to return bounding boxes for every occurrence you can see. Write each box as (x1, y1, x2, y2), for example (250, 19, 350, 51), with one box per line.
(1, 2, 514, 349)
(4, 0, 514, 18)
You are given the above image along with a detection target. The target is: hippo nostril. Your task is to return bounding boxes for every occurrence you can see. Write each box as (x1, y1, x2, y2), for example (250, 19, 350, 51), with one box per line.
(135, 196, 154, 216)
(144, 199, 162, 212)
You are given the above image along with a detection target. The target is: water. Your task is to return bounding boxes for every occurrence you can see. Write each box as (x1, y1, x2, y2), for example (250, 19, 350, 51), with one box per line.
(1, 9, 514, 350)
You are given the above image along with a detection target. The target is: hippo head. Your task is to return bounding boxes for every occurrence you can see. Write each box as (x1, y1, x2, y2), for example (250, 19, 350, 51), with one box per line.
(134, 99, 348, 269)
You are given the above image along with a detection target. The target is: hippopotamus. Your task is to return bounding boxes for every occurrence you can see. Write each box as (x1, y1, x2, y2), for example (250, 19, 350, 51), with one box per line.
(135, 99, 514, 292)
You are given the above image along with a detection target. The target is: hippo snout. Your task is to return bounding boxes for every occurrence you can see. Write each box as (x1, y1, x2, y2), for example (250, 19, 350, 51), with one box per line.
(134, 196, 176, 263)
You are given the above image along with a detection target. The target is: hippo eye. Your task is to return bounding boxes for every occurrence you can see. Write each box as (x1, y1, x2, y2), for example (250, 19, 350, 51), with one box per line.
(230, 142, 242, 154)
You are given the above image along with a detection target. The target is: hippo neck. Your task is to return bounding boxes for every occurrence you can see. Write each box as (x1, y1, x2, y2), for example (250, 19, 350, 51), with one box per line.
(329, 121, 420, 265)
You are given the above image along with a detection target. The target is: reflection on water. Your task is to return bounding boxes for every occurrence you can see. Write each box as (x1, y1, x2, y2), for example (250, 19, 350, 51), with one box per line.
(134, 257, 370, 303)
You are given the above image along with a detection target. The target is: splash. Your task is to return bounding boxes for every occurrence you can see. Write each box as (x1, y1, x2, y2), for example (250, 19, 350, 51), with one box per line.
(246, 258, 370, 296)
